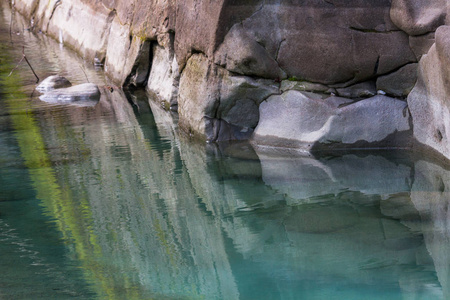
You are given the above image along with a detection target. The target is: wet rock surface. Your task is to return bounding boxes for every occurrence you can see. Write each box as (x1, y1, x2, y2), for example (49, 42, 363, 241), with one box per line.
(39, 83, 101, 103)
(36, 75, 72, 92)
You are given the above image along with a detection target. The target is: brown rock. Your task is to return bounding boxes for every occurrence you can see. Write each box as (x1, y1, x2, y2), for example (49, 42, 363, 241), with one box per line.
(390, 0, 447, 36)
(408, 26, 450, 160)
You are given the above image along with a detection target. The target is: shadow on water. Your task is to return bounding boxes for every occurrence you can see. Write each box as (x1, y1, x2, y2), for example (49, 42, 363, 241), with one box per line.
(2, 2, 450, 300)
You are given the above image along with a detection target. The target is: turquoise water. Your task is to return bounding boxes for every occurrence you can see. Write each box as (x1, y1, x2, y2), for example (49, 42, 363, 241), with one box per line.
(2, 3, 450, 300)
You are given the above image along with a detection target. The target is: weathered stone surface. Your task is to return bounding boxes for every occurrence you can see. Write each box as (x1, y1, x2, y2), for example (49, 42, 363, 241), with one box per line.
(36, 75, 72, 92)
(408, 26, 450, 159)
(216, 76, 279, 129)
(146, 42, 180, 109)
(390, 0, 447, 36)
(15, 0, 444, 145)
(105, 17, 151, 87)
(242, 1, 415, 85)
(214, 23, 286, 80)
(177, 53, 221, 139)
(280, 80, 335, 94)
(252, 90, 411, 150)
(409, 32, 436, 60)
(376, 63, 418, 97)
(39, 83, 101, 103)
(336, 81, 376, 98)
(178, 53, 279, 142)
(41, 0, 114, 62)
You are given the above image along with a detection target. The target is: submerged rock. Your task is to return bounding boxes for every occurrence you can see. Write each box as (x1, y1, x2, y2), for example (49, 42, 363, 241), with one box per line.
(36, 75, 72, 92)
(39, 83, 100, 103)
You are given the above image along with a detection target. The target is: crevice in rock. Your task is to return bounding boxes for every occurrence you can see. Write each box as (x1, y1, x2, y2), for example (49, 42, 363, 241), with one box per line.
(373, 56, 380, 76)
(275, 39, 285, 62)
(178, 48, 206, 75)
(124, 39, 154, 90)
(349, 27, 402, 34)
(376, 61, 418, 79)
(243, 0, 265, 27)
(322, 0, 334, 6)
(48, 0, 62, 24)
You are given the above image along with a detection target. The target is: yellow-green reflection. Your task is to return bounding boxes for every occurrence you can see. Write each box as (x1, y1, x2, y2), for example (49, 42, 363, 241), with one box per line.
(0, 68, 146, 300)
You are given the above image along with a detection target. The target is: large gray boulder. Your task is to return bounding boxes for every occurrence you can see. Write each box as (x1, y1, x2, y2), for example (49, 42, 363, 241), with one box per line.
(252, 90, 412, 151)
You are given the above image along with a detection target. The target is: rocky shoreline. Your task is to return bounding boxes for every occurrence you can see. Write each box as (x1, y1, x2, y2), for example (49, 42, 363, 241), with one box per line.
(11, 0, 450, 158)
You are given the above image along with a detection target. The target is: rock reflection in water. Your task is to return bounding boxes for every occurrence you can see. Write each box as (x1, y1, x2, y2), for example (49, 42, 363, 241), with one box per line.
(28, 87, 448, 299)
(3, 5, 449, 296)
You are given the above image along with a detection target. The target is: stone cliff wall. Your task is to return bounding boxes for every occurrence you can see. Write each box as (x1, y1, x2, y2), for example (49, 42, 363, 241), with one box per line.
(11, 0, 450, 158)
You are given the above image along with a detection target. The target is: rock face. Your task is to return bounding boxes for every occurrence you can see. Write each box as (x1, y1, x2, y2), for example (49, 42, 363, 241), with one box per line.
(178, 53, 278, 142)
(11, 0, 450, 156)
(146, 41, 180, 110)
(408, 26, 450, 159)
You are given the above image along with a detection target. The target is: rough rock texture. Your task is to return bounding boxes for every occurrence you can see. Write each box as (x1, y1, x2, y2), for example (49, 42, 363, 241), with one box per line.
(222, 1, 416, 85)
(376, 63, 418, 97)
(40, 83, 101, 103)
(336, 81, 377, 98)
(408, 26, 450, 159)
(13, 0, 450, 153)
(178, 53, 278, 142)
(253, 91, 412, 151)
(104, 18, 152, 87)
(214, 23, 286, 80)
(390, 0, 447, 36)
(146, 41, 180, 109)
(409, 32, 436, 60)
(36, 75, 72, 92)
(280, 80, 335, 94)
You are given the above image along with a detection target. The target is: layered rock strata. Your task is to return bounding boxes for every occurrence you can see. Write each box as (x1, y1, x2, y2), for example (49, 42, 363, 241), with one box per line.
(11, 0, 450, 156)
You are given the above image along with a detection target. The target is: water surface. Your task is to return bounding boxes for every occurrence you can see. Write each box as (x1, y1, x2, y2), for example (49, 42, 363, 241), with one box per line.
(1, 3, 450, 299)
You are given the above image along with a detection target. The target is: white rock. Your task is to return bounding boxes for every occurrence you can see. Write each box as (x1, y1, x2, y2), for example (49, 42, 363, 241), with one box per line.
(39, 83, 100, 103)
(146, 44, 180, 108)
